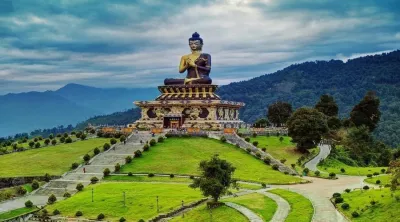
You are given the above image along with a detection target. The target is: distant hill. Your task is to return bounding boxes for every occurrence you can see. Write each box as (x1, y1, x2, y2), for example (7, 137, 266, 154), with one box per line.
(0, 85, 158, 137)
(217, 50, 400, 147)
(75, 108, 141, 130)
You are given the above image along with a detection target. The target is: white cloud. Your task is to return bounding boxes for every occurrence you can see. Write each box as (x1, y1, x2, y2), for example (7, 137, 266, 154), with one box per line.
(336, 50, 394, 62)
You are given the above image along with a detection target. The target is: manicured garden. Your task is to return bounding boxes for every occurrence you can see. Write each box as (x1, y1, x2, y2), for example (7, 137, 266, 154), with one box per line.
(364, 174, 392, 186)
(0, 207, 39, 221)
(318, 158, 387, 176)
(120, 137, 304, 184)
(46, 182, 203, 221)
(337, 188, 400, 221)
(170, 203, 248, 222)
(0, 138, 109, 177)
(268, 189, 314, 222)
(248, 136, 319, 167)
(223, 193, 277, 221)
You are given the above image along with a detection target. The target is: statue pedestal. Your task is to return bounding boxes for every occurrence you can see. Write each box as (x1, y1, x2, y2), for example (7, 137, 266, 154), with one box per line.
(132, 85, 245, 130)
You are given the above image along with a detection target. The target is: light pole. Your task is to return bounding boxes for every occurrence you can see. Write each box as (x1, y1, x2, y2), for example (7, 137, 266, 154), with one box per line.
(92, 188, 94, 202)
(123, 191, 126, 206)
(157, 196, 159, 213)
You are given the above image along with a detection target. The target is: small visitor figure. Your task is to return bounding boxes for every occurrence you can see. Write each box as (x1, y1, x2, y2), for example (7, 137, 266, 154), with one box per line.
(83, 167, 86, 173)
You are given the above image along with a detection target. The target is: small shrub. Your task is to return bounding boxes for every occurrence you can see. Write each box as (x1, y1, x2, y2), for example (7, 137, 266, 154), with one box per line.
(246, 148, 251, 153)
(115, 163, 121, 172)
(48, 194, 57, 204)
(83, 154, 91, 162)
(63, 192, 71, 198)
(76, 183, 84, 191)
(60, 137, 65, 143)
(148, 173, 155, 177)
(314, 170, 321, 176)
(25, 200, 33, 208)
(272, 164, 279, 170)
(32, 180, 39, 190)
(110, 138, 117, 145)
(263, 157, 271, 165)
(333, 193, 341, 198)
(245, 137, 250, 142)
(17, 186, 27, 195)
(51, 139, 57, 145)
(128, 172, 133, 176)
(149, 139, 157, 146)
(340, 168, 345, 173)
(190, 175, 195, 179)
(90, 177, 99, 184)
(341, 203, 350, 210)
(158, 137, 164, 142)
(280, 158, 286, 164)
(119, 217, 126, 222)
(352, 211, 359, 218)
(367, 174, 372, 178)
(71, 162, 79, 169)
(125, 156, 132, 163)
(34, 138, 38, 142)
(284, 171, 289, 175)
(303, 168, 310, 175)
(35, 142, 41, 148)
(103, 143, 111, 151)
(170, 174, 174, 178)
(252, 141, 259, 147)
(261, 147, 266, 152)
(65, 137, 72, 143)
(94, 147, 100, 155)
(103, 168, 111, 177)
(44, 139, 50, 145)
(53, 209, 60, 215)
(376, 180, 381, 184)
(255, 152, 262, 158)
(291, 163, 296, 169)
(75, 211, 83, 217)
(345, 189, 351, 193)
(143, 144, 150, 151)
(334, 197, 344, 204)
(220, 136, 227, 143)
(381, 169, 386, 173)
(261, 183, 266, 188)
(120, 135, 126, 143)
(63, 133, 68, 138)
(329, 172, 336, 179)
(134, 150, 142, 157)
(373, 172, 379, 176)
(363, 185, 370, 190)
(44, 173, 51, 182)
(97, 213, 105, 220)
(370, 200, 376, 205)
(138, 219, 145, 222)
(235, 143, 240, 148)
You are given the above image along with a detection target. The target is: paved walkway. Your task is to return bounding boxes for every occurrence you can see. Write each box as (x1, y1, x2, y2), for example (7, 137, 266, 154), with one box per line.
(259, 190, 290, 222)
(224, 202, 263, 222)
(0, 132, 154, 213)
(304, 144, 331, 171)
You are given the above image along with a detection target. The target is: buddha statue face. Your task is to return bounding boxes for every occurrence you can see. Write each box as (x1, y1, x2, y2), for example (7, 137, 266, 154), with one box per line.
(189, 40, 202, 51)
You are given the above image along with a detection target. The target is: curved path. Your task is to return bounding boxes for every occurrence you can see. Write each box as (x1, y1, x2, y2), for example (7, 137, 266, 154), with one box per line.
(258, 190, 290, 222)
(304, 144, 331, 171)
(224, 202, 263, 222)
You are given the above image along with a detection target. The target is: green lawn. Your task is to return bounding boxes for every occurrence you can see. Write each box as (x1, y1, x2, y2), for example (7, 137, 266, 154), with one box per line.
(268, 189, 314, 222)
(0, 207, 39, 220)
(170, 203, 248, 222)
(237, 182, 262, 190)
(249, 136, 318, 168)
(0, 138, 109, 177)
(104, 175, 193, 183)
(318, 158, 387, 176)
(364, 174, 392, 186)
(2, 136, 80, 152)
(223, 193, 277, 221)
(337, 188, 400, 221)
(121, 138, 303, 184)
(46, 182, 203, 221)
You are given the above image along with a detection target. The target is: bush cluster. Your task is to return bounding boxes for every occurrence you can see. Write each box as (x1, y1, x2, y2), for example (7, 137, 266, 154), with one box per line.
(149, 139, 157, 146)
(134, 150, 142, 157)
(103, 168, 111, 177)
(143, 144, 150, 151)
(125, 156, 132, 164)
(91, 177, 99, 184)
(115, 163, 121, 172)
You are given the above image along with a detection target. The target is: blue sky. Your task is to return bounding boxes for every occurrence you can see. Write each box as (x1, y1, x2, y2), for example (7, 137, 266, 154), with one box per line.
(1, 0, 399, 94)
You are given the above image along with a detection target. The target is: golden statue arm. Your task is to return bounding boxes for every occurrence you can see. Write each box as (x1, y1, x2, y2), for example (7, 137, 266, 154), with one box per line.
(179, 56, 189, 73)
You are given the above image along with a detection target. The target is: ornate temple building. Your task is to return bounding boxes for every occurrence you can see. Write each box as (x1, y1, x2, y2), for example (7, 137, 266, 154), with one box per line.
(133, 32, 245, 130)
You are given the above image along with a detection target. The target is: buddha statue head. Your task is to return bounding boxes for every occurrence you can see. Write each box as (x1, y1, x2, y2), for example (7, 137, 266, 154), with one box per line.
(188, 32, 203, 52)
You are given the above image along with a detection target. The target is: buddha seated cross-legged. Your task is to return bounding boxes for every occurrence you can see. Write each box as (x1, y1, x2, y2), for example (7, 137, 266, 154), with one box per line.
(164, 32, 212, 85)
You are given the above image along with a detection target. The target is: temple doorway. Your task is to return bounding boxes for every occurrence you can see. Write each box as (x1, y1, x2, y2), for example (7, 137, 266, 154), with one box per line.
(163, 114, 183, 128)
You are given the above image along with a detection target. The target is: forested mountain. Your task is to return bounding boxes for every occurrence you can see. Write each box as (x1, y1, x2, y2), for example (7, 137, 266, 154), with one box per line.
(74, 108, 141, 130)
(217, 50, 400, 147)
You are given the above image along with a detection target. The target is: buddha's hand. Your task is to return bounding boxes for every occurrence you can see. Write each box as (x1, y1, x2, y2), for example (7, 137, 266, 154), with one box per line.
(186, 58, 196, 67)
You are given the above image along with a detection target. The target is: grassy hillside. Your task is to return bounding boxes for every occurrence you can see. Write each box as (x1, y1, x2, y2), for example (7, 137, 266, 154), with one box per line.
(121, 137, 303, 184)
(0, 138, 109, 177)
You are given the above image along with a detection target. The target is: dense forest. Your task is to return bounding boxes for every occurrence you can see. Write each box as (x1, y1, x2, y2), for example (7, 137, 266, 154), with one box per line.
(217, 50, 400, 147)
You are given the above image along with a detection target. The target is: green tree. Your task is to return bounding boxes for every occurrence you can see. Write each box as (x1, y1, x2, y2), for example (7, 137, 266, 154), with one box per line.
(389, 160, 400, 191)
(189, 154, 236, 202)
(287, 107, 328, 152)
(253, 118, 269, 128)
(44, 139, 50, 146)
(350, 91, 381, 132)
(29, 141, 35, 148)
(267, 101, 292, 127)
(315, 94, 339, 117)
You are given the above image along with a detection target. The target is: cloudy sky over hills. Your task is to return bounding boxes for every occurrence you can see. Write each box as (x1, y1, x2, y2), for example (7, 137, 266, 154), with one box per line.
(1, 0, 399, 94)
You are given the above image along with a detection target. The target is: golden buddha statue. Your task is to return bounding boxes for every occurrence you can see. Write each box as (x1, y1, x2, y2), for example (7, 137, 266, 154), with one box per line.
(164, 32, 212, 85)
